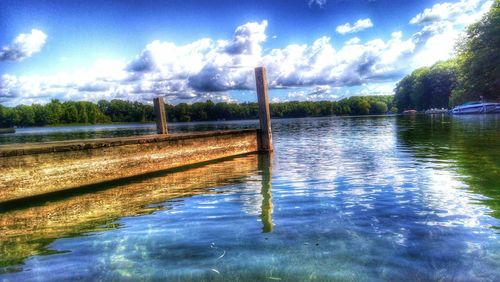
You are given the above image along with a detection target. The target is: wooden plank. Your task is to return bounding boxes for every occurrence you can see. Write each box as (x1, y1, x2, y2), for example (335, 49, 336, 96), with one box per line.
(0, 129, 260, 203)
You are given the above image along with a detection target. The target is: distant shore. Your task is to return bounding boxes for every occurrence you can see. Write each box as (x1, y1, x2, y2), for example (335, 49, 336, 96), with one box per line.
(4, 114, 406, 130)
(0, 128, 15, 134)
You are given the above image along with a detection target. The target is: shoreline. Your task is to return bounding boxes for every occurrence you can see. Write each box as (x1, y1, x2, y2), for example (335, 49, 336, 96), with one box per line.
(9, 114, 399, 129)
(6, 113, 499, 130)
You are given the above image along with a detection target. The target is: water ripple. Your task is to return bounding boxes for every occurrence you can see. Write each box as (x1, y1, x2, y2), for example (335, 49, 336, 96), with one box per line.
(1, 115, 499, 281)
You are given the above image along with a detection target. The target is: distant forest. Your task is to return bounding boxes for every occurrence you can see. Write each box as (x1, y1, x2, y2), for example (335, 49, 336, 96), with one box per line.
(394, 1, 499, 111)
(0, 96, 394, 127)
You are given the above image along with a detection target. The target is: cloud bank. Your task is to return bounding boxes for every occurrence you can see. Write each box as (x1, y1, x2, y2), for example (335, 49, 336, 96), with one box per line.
(0, 0, 493, 105)
(0, 29, 47, 61)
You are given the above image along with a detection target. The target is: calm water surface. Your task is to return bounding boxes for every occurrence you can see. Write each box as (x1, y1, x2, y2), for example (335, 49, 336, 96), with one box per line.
(0, 115, 499, 281)
(0, 120, 258, 144)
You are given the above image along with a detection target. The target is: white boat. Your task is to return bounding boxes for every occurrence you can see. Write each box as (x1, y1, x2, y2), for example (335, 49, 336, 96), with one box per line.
(451, 101, 499, 114)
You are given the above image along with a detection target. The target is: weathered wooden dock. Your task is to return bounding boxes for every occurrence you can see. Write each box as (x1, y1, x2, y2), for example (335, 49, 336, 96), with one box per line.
(0, 67, 273, 204)
(0, 153, 273, 267)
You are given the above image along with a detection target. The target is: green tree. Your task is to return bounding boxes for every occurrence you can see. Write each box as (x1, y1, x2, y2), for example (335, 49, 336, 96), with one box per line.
(451, 0, 500, 105)
(393, 59, 457, 111)
(32, 104, 49, 126)
(352, 99, 371, 115)
(370, 101, 388, 115)
(0, 105, 16, 127)
(174, 103, 191, 122)
(62, 102, 79, 123)
(14, 105, 35, 126)
(45, 99, 63, 125)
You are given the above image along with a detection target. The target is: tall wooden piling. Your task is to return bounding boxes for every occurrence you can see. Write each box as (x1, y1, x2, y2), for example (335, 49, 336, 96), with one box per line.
(255, 67, 273, 152)
(153, 97, 168, 134)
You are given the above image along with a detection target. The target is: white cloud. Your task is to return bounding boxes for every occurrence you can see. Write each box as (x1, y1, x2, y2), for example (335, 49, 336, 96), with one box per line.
(0, 21, 269, 105)
(336, 18, 374, 35)
(262, 32, 414, 89)
(409, 0, 491, 26)
(223, 20, 268, 55)
(127, 38, 212, 74)
(411, 23, 460, 67)
(345, 37, 361, 45)
(0, 20, 413, 106)
(309, 0, 327, 8)
(408, 0, 492, 69)
(0, 29, 47, 61)
(286, 85, 340, 101)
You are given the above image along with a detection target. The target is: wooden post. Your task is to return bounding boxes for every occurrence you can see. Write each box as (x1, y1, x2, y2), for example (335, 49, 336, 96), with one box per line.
(153, 97, 168, 134)
(255, 67, 273, 152)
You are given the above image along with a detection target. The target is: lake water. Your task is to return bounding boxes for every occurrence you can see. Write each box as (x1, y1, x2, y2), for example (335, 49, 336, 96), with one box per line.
(1, 115, 499, 281)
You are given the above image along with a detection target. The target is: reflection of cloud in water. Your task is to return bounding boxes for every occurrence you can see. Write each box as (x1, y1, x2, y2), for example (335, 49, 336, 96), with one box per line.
(267, 116, 499, 277)
(271, 117, 493, 232)
(416, 167, 489, 229)
(238, 176, 264, 216)
(1, 116, 499, 281)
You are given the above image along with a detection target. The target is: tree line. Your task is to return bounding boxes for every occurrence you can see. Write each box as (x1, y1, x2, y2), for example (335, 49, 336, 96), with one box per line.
(0, 95, 394, 127)
(394, 0, 499, 111)
(0, 99, 153, 128)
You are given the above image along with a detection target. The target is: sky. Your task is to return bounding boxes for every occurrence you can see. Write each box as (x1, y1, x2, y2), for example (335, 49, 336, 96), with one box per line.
(0, 0, 493, 106)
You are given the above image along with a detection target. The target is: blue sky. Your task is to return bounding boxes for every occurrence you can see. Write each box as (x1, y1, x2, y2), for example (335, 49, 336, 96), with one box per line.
(0, 0, 493, 106)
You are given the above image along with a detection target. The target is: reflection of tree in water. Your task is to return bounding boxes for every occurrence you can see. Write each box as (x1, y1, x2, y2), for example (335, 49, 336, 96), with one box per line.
(396, 115, 500, 218)
(0, 154, 261, 274)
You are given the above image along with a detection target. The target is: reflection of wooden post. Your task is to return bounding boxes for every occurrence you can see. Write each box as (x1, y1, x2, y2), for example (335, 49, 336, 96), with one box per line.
(255, 67, 273, 152)
(259, 153, 273, 233)
(153, 97, 168, 134)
